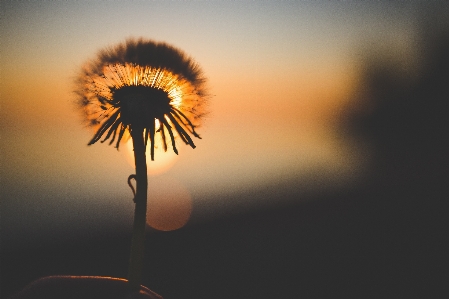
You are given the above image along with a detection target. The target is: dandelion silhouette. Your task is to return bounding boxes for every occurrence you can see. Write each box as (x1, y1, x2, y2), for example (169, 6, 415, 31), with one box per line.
(75, 38, 207, 291)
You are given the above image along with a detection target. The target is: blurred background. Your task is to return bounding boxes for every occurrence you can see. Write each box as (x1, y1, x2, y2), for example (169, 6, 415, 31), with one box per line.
(1, 1, 448, 298)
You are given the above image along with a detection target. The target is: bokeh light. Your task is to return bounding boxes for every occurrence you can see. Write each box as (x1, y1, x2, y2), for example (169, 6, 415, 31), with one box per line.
(145, 176, 192, 231)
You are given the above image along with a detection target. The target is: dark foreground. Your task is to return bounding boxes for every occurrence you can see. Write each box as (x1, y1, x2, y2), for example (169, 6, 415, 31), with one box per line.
(2, 182, 446, 299)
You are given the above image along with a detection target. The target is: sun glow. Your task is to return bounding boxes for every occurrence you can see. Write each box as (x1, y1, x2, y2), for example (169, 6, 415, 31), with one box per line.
(79, 57, 205, 160)
(99, 64, 185, 104)
(124, 134, 180, 176)
(86, 63, 190, 123)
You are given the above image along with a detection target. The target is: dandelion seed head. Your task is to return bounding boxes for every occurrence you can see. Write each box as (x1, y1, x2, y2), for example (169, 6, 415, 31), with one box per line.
(75, 38, 208, 159)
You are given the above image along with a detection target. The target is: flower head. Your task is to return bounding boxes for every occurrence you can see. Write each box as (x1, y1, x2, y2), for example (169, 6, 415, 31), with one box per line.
(75, 38, 207, 160)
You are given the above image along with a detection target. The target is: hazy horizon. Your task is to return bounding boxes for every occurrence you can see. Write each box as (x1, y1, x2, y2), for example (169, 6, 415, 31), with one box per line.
(1, 1, 440, 240)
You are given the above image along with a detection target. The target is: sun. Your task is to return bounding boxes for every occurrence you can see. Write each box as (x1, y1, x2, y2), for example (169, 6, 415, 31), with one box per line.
(123, 134, 180, 176)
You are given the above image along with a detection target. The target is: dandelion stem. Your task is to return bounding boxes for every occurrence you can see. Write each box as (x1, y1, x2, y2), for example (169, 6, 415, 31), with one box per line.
(127, 127, 148, 291)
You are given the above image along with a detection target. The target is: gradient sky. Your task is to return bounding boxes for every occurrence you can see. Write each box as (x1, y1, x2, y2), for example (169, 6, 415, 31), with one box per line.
(1, 1, 423, 238)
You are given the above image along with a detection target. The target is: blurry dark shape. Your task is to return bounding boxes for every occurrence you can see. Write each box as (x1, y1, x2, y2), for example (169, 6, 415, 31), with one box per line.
(336, 11, 449, 296)
(10, 276, 162, 299)
(343, 17, 449, 187)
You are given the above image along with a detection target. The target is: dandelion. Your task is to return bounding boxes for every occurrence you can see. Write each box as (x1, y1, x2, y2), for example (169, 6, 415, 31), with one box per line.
(75, 38, 207, 291)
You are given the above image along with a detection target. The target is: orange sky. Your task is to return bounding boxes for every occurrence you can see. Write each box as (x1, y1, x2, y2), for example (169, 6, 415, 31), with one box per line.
(1, 1, 421, 232)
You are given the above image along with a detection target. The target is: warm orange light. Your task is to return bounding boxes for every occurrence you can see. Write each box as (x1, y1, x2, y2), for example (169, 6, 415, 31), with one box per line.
(123, 136, 180, 176)
(80, 60, 205, 158)
(94, 63, 186, 109)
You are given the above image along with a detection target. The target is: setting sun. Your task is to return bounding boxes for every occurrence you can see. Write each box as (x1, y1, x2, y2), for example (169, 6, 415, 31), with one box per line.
(124, 135, 180, 176)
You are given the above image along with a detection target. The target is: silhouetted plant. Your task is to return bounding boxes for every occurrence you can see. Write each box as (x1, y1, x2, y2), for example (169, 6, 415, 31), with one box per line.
(75, 38, 207, 291)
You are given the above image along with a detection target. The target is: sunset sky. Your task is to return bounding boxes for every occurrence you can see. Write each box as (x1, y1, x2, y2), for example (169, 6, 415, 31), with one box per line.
(1, 1, 424, 239)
